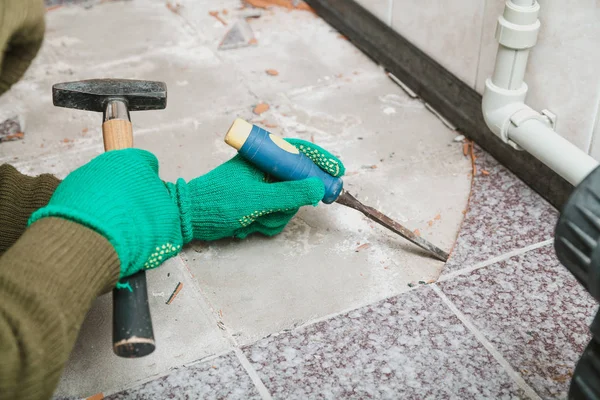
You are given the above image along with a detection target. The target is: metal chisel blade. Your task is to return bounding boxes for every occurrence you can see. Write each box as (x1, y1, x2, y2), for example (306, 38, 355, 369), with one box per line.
(335, 190, 449, 262)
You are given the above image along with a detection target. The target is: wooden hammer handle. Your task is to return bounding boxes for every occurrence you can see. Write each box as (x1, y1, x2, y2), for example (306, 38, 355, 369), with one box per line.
(102, 120, 134, 151)
(102, 117, 156, 358)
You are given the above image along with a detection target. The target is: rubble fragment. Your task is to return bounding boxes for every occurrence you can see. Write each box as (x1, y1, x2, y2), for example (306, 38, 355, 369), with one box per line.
(0, 117, 24, 143)
(253, 103, 270, 115)
(218, 19, 256, 50)
(166, 1, 181, 14)
(209, 10, 228, 25)
(166, 282, 183, 305)
(243, 0, 314, 12)
(355, 243, 371, 252)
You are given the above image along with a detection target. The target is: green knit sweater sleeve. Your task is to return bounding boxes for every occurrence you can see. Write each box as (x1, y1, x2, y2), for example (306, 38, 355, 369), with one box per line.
(0, 218, 120, 400)
(0, 164, 60, 254)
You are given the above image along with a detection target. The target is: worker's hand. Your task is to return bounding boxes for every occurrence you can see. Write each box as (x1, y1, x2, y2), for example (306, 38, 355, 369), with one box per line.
(0, 0, 46, 94)
(167, 138, 345, 242)
(29, 149, 184, 279)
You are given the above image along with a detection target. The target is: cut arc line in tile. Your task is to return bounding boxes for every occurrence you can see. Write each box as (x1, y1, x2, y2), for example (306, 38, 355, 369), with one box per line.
(234, 348, 273, 400)
(440, 239, 555, 282)
(431, 284, 542, 400)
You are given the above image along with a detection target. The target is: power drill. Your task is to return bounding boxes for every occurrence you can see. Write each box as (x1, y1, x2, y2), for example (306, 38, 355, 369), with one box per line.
(555, 165, 600, 399)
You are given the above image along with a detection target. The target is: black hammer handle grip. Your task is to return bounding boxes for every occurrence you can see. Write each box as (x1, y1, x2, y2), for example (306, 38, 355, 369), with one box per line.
(112, 271, 156, 357)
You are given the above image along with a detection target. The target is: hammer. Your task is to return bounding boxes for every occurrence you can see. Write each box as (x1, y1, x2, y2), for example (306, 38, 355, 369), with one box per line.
(52, 79, 167, 358)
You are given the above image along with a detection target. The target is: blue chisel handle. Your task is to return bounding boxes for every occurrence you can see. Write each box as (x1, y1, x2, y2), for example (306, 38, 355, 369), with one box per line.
(224, 118, 343, 204)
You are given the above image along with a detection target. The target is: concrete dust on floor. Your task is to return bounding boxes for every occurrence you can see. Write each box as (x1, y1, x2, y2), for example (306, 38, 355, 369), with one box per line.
(0, 0, 471, 397)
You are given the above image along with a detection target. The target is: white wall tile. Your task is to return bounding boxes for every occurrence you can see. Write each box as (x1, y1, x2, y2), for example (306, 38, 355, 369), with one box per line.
(355, 0, 392, 25)
(476, 0, 600, 153)
(391, 0, 485, 87)
(588, 99, 600, 160)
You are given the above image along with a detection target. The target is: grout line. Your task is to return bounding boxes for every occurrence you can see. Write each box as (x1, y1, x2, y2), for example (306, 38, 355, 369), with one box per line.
(439, 239, 554, 282)
(387, 0, 394, 27)
(234, 348, 274, 400)
(102, 348, 234, 397)
(585, 80, 600, 154)
(175, 253, 241, 348)
(472, 0, 489, 91)
(431, 285, 542, 400)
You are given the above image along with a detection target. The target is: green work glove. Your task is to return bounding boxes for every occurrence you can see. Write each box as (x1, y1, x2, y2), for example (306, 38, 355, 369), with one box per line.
(166, 138, 345, 242)
(28, 139, 344, 280)
(29, 149, 183, 280)
(0, 0, 46, 94)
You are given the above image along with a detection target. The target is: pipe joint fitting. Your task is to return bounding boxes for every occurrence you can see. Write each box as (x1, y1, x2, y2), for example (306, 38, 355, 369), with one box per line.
(496, 0, 540, 49)
(510, 107, 552, 129)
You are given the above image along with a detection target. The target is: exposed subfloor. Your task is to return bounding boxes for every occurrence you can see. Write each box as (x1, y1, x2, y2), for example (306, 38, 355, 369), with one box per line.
(0, 1, 595, 399)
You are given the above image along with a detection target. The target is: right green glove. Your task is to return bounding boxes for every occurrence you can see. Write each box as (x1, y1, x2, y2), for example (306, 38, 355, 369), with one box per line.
(167, 138, 345, 242)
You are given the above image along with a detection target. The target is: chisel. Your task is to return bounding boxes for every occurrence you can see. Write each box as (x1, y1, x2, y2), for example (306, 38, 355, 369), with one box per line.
(224, 118, 449, 262)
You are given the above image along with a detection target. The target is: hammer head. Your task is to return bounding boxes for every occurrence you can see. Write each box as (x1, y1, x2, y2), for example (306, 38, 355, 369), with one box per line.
(52, 79, 167, 112)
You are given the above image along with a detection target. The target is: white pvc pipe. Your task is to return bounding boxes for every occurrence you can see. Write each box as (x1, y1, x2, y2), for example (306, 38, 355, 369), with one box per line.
(509, 120, 599, 185)
(491, 46, 531, 90)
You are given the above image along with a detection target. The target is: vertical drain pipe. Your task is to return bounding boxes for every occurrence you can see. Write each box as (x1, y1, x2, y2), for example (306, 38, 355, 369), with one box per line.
(481, 0, 598, 186)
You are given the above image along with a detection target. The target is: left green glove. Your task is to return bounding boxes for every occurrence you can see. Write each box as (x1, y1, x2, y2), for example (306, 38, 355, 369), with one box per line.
(29, 149, 184, 279)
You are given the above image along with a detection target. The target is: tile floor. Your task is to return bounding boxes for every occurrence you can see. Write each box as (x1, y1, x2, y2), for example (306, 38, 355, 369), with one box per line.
(102, 146, 597, 400)
(0, 0, 595, 399)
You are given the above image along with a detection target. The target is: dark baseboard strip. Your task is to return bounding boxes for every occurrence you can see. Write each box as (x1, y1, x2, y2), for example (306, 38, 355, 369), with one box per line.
(305, 0, 572, 210)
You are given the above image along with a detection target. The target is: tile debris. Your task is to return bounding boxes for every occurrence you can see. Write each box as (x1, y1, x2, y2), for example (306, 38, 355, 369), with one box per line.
(166, 282, 183, 305)
(166, 1, 181, 14)
(355, 243, 371, 252)
(253, 103, 270, 115)
(219, 19, 256, 50)
(242, 0, 314, 12)
(463, 139, 477, 176)
(0, 117, 24, 143)
(209, 10, 228, 25)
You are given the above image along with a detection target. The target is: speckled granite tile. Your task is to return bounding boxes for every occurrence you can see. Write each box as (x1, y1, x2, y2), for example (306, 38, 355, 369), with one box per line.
(243, 286, 526, 399)
(105, 352, 261, 400)
(440, 245, 598, 399)
(443, 146, 558, 275)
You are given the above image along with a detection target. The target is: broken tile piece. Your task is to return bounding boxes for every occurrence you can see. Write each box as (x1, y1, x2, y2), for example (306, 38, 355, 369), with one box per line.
(209, 10, 227, 25)
(218, 19, 255, 50)
(253, 103, 270, 115)
(355, 243, 371, 252)
(0, 116, 24, 143)
(243, 0, 313, 12)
